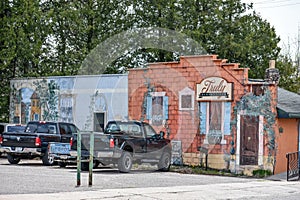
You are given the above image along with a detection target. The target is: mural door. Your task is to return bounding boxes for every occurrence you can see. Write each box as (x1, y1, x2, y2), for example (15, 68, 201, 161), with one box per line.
(240, 115, 259, 165)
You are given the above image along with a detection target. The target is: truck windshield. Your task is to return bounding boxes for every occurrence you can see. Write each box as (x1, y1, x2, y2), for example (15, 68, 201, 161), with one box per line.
(25, 122, 57, 134)
(7, 126, 25, 133)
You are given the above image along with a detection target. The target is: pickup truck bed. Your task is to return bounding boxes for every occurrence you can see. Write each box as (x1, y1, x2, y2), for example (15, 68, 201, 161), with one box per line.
(0, 121, 79, 165)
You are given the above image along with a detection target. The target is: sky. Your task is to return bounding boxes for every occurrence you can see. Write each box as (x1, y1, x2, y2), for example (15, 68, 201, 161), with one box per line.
(242, 0, 300, 55)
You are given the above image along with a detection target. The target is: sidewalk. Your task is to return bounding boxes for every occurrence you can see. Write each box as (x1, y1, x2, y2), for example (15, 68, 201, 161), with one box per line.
(265, 172, 287, 181)
(1, 179, 300, 200)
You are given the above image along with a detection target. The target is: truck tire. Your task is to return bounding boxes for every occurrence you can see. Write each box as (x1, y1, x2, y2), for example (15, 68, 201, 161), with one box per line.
(81, 160, 100, 171)
(7, 154, 21, 164)
(42, 149, 54, 166)
(158, 152, 171, 172)
(118, 151, 132, 173)
(58, 162, 67, 168)
(81, 162, 89, 171)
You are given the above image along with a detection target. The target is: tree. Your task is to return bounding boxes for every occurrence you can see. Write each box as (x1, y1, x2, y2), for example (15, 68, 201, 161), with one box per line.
(0, 0, 48, 122)
(0, 0, 291, 122)
(276, 55, 300, 93)
(109, 0, 281, 79)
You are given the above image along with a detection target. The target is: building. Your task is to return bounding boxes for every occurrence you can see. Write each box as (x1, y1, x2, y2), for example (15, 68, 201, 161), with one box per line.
(128, 54, 299, 175)
(8, 55, 299, 175)
(275, 87, 300, 174)
(9, 75, 128, 131)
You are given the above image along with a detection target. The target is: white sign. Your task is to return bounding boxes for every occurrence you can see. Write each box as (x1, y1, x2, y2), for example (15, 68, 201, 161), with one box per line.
(196, 77, 233, 101)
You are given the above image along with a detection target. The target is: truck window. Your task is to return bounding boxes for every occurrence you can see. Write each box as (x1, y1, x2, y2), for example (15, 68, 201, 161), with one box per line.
(25, 122, 58, 134)
(7, 125, 25, 133)
(144, 124, 157, 138)
(68, 124, 78, 134)
(59, 124, 68, 135)
(47, 125, 57, 134)
(105, 123, 121, 133)
(129, 125, 142, 137)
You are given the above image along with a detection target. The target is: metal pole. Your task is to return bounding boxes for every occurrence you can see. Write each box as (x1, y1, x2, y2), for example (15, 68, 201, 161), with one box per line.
(89, 131, 94, 186)
(77, 132, 81, 186)
(286, 153, 289, 181)
(205, 153, 208, 171)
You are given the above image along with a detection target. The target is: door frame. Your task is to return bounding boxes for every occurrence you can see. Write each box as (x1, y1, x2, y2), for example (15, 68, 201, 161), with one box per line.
(93, 112, 107, 132)
(236, 114, 264, 167)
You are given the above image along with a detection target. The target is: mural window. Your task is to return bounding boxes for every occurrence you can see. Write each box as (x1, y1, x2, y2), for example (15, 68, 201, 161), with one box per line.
(144, 123, 157, 138)
(252, 85, 265, 96)
(199, 102, 231, 144)
(179, 87, 194, 111)
(60, 96, 73, 122)
(146, 92, 168, 126)
(181, 95, 192, 109)
(34, 114, 39, 121)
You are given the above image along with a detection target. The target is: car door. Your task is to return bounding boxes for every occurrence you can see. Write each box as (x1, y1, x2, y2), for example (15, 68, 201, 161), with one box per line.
(128, 123, 147, 155)
(143, 123, 164, 159)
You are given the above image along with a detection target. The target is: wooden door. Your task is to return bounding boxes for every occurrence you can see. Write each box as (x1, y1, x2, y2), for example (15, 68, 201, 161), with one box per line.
(240, 115, 259, 165)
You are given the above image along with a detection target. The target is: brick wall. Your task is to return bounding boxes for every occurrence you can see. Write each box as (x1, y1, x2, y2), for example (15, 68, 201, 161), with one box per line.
(128, 55, 278, 170)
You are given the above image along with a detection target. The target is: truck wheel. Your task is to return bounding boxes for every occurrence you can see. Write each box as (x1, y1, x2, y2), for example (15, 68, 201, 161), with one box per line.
(42, 149, 54, 166)
(7, 154, 21, 164)
(158, 152, 171, 172)
(118, 151, 132, 173)
(58, 162, 67, 168)
(81, 161, 99, 171)
(81, 162, 89, 171)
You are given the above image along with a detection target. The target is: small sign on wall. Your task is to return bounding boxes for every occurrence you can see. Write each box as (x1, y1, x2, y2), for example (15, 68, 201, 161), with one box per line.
(171, 140, 183, 165)
(196, 77, 233, 101)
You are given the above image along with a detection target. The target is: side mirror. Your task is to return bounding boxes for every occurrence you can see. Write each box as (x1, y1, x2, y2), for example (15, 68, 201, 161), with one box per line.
(159, 131, 165, 139)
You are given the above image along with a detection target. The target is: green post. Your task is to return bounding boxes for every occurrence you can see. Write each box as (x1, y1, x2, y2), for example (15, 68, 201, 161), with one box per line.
(77, 131, 81, 186)
(89, 131, 94, 186)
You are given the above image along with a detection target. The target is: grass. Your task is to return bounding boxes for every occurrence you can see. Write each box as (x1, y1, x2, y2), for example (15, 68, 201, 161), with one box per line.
(252, 169, 272, 178)
(170, 165, 239, 177)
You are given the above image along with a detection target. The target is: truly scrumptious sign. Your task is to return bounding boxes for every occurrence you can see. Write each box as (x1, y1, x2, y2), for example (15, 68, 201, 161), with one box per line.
(196, 77, 233, 101)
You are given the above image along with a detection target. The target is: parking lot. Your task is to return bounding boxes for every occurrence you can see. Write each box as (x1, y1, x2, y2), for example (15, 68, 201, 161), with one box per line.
(1, 155, 300, 200)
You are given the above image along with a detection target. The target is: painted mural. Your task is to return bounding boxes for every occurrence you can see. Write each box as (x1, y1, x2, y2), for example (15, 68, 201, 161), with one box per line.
(10, 75, 128, 130)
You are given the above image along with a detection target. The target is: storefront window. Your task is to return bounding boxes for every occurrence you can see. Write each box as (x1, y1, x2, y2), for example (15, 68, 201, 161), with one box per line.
(199, 101, 231, 144)
(209, 102, 222, 132)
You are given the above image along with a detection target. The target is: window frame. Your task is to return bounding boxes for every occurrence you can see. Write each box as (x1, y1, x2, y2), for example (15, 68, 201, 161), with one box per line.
(179, 87, 194, 111)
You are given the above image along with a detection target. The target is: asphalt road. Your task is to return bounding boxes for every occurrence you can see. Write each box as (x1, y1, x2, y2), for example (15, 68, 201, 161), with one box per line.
(1, 156, 300, 200)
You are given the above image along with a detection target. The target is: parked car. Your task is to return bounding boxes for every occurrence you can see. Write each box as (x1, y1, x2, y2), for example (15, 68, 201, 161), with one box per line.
(0, 121, 78, 165)
(0, 123, 26, 156)
(50, 120, 172, 172)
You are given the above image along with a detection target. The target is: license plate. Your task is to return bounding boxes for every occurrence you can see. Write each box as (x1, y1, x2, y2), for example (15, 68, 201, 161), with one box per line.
(15, 147, 23, 152)
(70, 151, 78, 157)
(60, 155, 68, 159)
(97, 151, 113, 157)
(49, 143, 70, 155)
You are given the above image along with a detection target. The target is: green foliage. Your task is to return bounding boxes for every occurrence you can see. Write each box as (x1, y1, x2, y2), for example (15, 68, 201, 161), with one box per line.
(276, 54, 300, 93)
(171, 165, 237, 176)
(33, 79, 59, 121)
(252, 169, 272, 178)
(0, 0, 296, 122)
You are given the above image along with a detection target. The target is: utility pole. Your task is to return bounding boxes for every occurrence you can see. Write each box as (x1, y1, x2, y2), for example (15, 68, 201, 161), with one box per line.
(297, 23, 300, 74)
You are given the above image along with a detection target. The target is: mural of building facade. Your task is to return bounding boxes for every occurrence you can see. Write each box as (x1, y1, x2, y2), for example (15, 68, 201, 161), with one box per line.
(10, 75, 128, 131)
(128, 55, 280, 175)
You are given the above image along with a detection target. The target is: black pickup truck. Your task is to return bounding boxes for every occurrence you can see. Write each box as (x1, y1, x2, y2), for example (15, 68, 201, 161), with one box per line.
(0, 121, 78, 165)
(52, 120, 172, 173)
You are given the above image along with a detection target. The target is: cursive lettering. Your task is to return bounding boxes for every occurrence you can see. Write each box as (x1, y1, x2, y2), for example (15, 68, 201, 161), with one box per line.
(201, 79, 226, 93)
